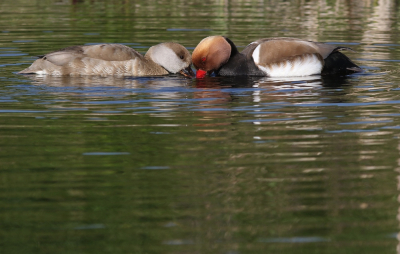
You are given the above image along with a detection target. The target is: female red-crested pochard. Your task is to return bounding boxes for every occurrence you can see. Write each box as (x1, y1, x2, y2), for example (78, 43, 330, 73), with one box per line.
(19, 42, 194, 77)
(192, 36, 361, 78)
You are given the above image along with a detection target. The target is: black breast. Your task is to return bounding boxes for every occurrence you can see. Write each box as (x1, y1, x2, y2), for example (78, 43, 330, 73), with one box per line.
(217, 52, 265, 76)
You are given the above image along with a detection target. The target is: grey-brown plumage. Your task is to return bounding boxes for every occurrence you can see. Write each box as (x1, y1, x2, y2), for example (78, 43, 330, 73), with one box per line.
(18, 43, 194, 77)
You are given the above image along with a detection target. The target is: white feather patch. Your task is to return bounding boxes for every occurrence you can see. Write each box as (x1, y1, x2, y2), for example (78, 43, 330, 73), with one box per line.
(51, 71, 61, 76)
(35, 70, 48, 75)
(246, 41, 259, 47)
(253, 46, 323, 77)
(150, 45, 186, 74)
(252, 45, 261, 65)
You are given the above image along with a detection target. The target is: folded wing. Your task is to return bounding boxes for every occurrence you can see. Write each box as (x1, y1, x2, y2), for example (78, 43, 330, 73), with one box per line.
(18, 44, 144, 75)
(242, 38, 361, 76)
(43, 44, 143, 66)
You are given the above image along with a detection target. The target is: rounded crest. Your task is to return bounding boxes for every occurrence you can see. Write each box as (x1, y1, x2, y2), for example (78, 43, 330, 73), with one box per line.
(192, 36, 232, 72)
(146, 42, 192, 74)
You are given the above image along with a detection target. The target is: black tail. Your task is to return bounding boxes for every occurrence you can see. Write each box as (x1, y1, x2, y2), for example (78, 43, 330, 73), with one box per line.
(322, 49, 362, 76)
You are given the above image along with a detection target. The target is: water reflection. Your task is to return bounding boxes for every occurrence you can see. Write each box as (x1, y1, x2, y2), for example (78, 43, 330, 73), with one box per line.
(20, 74, 192, 88)
(192, 75, 355, 104)
(2, 0, 400, 253)
(16, 75, 197, 119)
(360, 0, 398, 71)
(398, 141, 400, 253)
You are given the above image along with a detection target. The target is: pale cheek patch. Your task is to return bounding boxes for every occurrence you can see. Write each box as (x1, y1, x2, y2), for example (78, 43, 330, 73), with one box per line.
(152, 47, 185, 74)
(253, 46, 323, 77)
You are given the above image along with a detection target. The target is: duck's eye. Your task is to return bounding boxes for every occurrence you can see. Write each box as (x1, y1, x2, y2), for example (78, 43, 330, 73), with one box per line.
(180, 55, 184, 59)
(201, 57, 206, 62)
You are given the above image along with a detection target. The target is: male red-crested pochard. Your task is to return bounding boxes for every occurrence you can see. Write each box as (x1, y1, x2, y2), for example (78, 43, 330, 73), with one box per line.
(19, 42, 194, 77)
(192, 36, 362, 78)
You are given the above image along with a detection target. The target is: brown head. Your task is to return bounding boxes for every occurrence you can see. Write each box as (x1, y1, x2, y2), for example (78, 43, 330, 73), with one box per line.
(192, 36, 232, 78)
(146, 42, 195, 78)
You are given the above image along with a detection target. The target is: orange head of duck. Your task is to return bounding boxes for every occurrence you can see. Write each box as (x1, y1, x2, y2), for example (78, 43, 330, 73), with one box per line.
(192, 36, 232, 78)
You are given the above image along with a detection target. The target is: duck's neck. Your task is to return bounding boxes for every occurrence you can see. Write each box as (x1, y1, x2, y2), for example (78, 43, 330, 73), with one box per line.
(224, 37, 240, 56)
(143, 56, 169, 75)
(217, 53, 247, 76)
(217, 38, 264, 76)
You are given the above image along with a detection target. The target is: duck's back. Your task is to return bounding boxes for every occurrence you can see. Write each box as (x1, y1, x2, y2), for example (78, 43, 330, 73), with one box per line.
(18, 44, 167, 76)
(70, 44, 142, 61)
(242, 38, 361, 76)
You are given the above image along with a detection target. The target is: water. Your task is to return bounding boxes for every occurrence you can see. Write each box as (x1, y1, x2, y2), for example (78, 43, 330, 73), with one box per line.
(1, 0, 400, 253)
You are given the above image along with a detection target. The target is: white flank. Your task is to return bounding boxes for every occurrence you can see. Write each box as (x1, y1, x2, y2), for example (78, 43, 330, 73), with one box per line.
(253, 45, 323, 77)
(252, 45, 261, 65)
(36, 70, 48, 76)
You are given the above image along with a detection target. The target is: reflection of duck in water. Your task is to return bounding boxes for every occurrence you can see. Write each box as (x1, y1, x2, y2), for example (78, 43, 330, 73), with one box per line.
(192, 36, 362, 78)
(22, 74, 193, 88)
(18, 43, 194, 78)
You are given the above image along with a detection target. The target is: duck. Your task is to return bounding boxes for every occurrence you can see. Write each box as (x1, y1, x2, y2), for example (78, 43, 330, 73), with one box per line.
(192, 36, 362, 78)
(18, 42, 195, 77)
